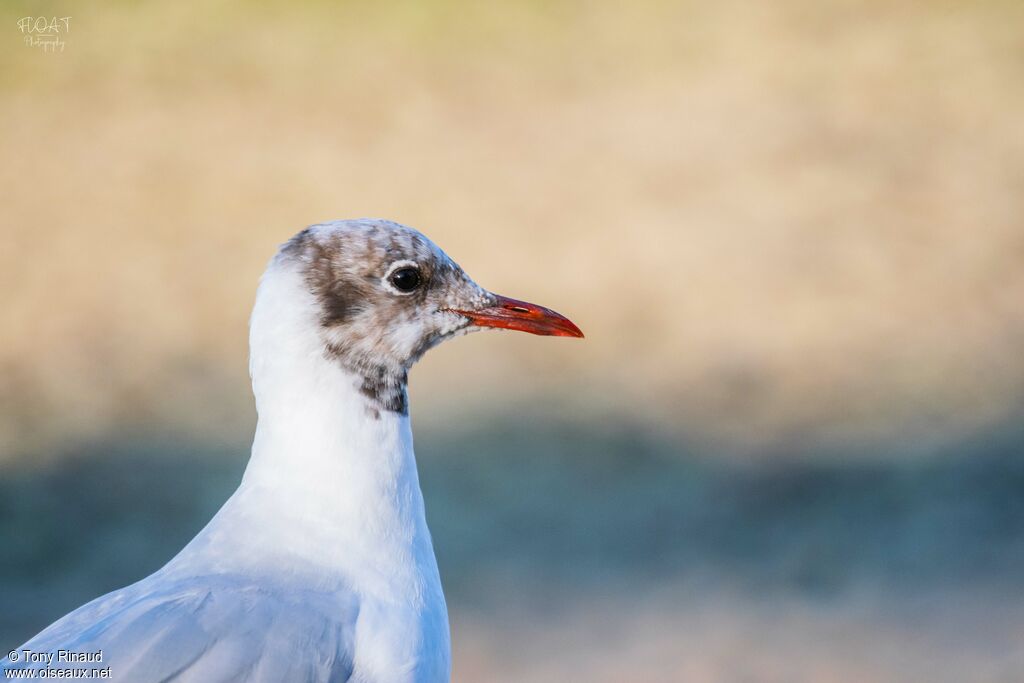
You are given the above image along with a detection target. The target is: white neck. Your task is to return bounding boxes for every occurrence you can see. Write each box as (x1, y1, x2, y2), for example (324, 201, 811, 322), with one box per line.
(171, 259, 441, 603)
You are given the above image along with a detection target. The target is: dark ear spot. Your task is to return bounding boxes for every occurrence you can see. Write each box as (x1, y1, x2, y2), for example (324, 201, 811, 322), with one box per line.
(300, 239, 362, 328)
(319, 282, 353, 326)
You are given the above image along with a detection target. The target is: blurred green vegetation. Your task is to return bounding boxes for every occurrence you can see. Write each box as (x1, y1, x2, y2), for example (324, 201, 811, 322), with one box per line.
(3, 416, 1024, 680)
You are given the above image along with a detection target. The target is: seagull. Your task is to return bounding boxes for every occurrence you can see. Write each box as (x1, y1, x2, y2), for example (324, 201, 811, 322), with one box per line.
(3, 219, 582, 682)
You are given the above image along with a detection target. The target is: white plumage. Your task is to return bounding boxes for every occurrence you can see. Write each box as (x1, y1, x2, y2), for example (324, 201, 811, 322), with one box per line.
(3, 219, 581, 682)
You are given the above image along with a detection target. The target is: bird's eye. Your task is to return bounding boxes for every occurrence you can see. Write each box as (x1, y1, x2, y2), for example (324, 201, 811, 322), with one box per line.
(388, 266, 422, 293)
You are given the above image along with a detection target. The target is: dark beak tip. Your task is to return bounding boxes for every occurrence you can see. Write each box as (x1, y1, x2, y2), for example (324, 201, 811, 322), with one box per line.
(556, 321, 585, 339)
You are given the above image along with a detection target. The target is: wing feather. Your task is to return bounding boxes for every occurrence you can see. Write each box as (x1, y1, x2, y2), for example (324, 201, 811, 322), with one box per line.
(3, 573, 358, 682)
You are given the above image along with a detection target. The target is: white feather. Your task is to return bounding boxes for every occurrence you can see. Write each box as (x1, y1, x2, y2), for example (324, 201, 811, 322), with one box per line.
(4, 249, 451, 682)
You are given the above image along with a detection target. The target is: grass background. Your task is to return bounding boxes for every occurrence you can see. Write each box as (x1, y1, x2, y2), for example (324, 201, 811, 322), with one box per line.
(2, 1, 1023, 680)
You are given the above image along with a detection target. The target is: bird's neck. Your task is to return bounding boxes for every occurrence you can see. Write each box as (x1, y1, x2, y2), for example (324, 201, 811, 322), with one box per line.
(182, 262, 439, 599)
(241, 360, 433, 594)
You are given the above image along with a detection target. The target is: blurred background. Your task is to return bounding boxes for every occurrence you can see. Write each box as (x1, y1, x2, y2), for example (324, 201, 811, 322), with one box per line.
(2, 1, 1024, 680)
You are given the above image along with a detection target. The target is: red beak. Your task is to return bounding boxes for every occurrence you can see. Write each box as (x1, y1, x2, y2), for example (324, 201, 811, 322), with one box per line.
(452, 294, 584, 338)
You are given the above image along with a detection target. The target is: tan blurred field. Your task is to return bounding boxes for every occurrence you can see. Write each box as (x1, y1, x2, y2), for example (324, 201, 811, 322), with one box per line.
(3, 1, 1024, 681)
(3, 0, 1023, 456)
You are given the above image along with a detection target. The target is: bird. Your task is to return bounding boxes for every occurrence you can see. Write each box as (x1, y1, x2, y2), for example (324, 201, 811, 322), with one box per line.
(2, 218, 582, 682)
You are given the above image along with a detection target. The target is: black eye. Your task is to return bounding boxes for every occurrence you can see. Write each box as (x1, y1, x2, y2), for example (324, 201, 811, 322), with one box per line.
(388, 266, 422, 293)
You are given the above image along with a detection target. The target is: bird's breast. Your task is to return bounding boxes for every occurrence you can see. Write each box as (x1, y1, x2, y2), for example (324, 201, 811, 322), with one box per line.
(350, 586, 451, 683)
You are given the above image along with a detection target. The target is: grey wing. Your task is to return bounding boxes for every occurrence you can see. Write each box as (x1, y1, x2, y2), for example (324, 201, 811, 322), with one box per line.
(2, 574, 358, 682)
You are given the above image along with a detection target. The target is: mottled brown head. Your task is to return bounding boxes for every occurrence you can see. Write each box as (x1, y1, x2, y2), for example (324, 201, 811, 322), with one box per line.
(277, 219, 582, 416)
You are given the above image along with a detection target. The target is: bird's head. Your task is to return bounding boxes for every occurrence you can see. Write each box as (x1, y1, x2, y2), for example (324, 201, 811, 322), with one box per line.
(266, 219, 582, 414)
